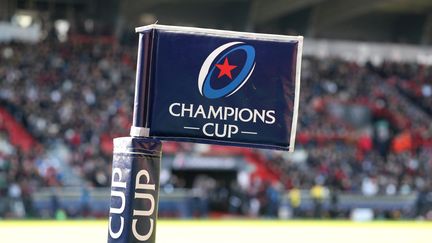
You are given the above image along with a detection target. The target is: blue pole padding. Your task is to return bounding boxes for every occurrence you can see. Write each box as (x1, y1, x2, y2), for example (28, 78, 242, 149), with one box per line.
(107, 137, 162, 243)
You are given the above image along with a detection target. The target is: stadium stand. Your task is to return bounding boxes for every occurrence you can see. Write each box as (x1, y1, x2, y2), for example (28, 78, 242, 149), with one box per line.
(1, 36, 431, 219)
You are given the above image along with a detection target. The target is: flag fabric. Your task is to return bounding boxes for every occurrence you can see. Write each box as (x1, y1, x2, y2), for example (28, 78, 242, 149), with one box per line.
(132, 24, 303, 151)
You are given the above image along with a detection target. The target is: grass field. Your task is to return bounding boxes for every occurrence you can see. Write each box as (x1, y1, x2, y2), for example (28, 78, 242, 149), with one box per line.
(0, 220, 431, 243)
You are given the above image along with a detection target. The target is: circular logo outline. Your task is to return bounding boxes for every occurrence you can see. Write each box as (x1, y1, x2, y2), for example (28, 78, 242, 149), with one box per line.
(198, 42, 256, 99)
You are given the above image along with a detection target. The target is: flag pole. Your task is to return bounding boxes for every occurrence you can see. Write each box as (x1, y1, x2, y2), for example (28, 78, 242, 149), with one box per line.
(107, 32, 162, 243)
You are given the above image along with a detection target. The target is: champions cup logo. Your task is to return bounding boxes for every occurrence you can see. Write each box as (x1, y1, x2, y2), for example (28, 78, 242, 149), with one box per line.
(168, 41, 276, 139)
(198, 42, 256, 99)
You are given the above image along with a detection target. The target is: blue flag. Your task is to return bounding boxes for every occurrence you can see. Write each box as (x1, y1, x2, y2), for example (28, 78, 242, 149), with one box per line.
(132, 25, 303, 151)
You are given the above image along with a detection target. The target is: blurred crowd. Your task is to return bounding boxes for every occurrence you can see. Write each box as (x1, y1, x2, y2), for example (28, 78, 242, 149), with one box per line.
(0, 39, 135, 217)
(262, 58, 432, 218)
(267, 58, 432, 195)
(0, 38, 432, 219)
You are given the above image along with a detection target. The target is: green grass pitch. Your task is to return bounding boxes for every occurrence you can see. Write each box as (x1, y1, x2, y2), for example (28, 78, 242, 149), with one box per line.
(0, 220, 431, 243)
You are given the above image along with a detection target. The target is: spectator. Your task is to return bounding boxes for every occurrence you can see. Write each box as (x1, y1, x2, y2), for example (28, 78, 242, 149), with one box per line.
(310, 182, 325, 218)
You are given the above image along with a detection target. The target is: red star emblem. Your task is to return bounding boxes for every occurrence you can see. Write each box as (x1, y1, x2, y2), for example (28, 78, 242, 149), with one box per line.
(215, 57, 237, 79)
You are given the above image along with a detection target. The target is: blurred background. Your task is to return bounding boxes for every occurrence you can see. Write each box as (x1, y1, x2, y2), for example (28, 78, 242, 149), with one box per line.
(0, 0, 431, 222)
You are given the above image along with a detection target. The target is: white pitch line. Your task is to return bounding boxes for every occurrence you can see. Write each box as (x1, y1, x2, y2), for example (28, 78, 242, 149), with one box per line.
(184, 126, 200, 130)
(241, 131, 257, 135)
